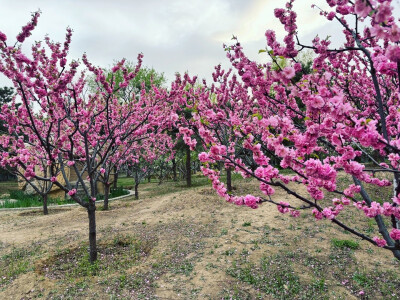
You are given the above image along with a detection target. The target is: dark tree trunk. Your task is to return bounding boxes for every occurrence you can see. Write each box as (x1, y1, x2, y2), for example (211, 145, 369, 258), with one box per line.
(226, 167, 232, 193)
(113, 166, 118, 190)
(186, 146, 191, 187)
(135, 171, 139, 200)
(158, 164, 163, 185)
(172, 158, 177, 181)
(103, 183, 110, 211)
(42, 193, 48, 215)
(148, 176, 151, 183)
(87, 204, 97, 263)
(135, 184, 139, 200)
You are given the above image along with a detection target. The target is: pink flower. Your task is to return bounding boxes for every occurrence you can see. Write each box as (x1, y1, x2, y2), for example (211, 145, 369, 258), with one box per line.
(290, 210, 300, 217)
(308, 95, 325, 109)
(374, 3, 392, 23)
(244, 194, 258, 208)
(373, 236, 387, 247)
(312, 208, 323, 220)
(354, 0, 371, 18)
(242, 71, 252, 84)
(260, 183, 275, 195)
(382, 202, 394, 216)
(322, 207, 335, 219)
(282, 66, 295, 79)
(363, 201, 383, 218)
(68, 189, 77, 196)
(198, 152, 209, 162)
(386, 45, 400, 62)
(67, 160, 75, 166)
(50, 176, 57, 183)
(389, 228, 400, 240)
(0, 31, 7, 42)
(100, 168, 105, 174)
(327, 11, 336, 20)
(277, 201, 290, 214)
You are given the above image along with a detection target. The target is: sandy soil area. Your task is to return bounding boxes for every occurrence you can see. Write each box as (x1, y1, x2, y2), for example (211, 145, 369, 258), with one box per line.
(0, 180, 398, 299)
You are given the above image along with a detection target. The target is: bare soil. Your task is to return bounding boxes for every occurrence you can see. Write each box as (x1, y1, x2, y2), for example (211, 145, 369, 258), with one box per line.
(0, 179, 398, 299)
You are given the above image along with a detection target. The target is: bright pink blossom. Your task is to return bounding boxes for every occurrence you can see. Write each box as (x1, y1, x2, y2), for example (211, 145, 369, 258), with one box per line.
(373, 236, 387, 247)
(68, 189, 77, 196)
(389, 228, 400, 240)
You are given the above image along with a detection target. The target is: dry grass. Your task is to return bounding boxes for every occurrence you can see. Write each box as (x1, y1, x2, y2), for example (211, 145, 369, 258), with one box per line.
(0, 175, 399, 299)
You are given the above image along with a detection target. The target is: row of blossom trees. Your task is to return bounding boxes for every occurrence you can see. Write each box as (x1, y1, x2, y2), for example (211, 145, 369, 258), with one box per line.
(1, 0, 400, 263)
(0, 13, 176, 262)
(176, 0, 400, 260)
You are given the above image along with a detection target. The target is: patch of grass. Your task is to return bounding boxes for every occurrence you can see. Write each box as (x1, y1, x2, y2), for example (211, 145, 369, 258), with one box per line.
(220, 286, 254, 300)
(38, 234, 155, 280)
(331, 238, 360, 250)
(174, 261, 194, 276)
(227, 253, 305, 299)
(0, 180, 18, 195)
(225, 248, 400, 299)
(0, 244, 41, 286)
(109, 186, 129, 198)
(224, 248, 236, 256)
(242, 222, 251, 227)
(0, 190, 74, 209)
(137, 172, 247, 198)
(0, 187, 129, 209)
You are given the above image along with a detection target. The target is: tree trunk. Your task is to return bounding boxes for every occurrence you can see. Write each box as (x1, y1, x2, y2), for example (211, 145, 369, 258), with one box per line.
(158, 164, 163, 185)
(87, 205, 97, 263)
(113, 166, 118, 190)
(135, 184, 139, 200)
(148, 176, 151, 183)
(226, 167, 232, 193)
(103, 183, 110, 211)
(172, 158, 177, 181)
(42, 193, 48, 215)
(135, 171, 139, 200)
(186, 146, 191, 187)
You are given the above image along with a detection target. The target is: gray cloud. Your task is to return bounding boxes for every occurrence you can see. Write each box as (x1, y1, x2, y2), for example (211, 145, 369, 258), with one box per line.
(0, 0, 399, 87)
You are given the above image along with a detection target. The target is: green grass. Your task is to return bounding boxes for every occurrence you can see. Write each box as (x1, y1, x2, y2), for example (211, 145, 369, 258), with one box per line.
(331, 238, 360, 250)
(0, 180, 18, 194)
(0, 190, 74, 209)
(226, 247, 400, 299)
(0, 186, 129, 209)
(127, 172, 248, 199)
(0, 244, 41, 286)
(109, 186, 129, 198)
(40, 234, 155, 280)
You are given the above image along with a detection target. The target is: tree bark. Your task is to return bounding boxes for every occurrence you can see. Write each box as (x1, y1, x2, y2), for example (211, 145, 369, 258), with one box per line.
(87, 205, 97, 263)
(186, 146, 191, 187)
(113, 166, 118, 190)
(226, 167, 232, 193)
(42, 193, 48, 215)
(135, 170, 139, 200)
(172, 158, 177, 181)
(135, 184, 139, 200)
(103, 183, 110, 211)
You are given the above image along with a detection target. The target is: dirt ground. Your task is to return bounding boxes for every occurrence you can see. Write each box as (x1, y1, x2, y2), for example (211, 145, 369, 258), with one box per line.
(0, 179, 399, 299)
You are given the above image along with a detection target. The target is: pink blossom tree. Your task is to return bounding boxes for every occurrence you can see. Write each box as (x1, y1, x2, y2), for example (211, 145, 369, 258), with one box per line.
(0, 13, 174, 262)
(179, 0, 400, 260)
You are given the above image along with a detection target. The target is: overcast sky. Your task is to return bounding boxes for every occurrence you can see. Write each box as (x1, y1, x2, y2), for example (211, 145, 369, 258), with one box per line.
(0, 0, 399, 87)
